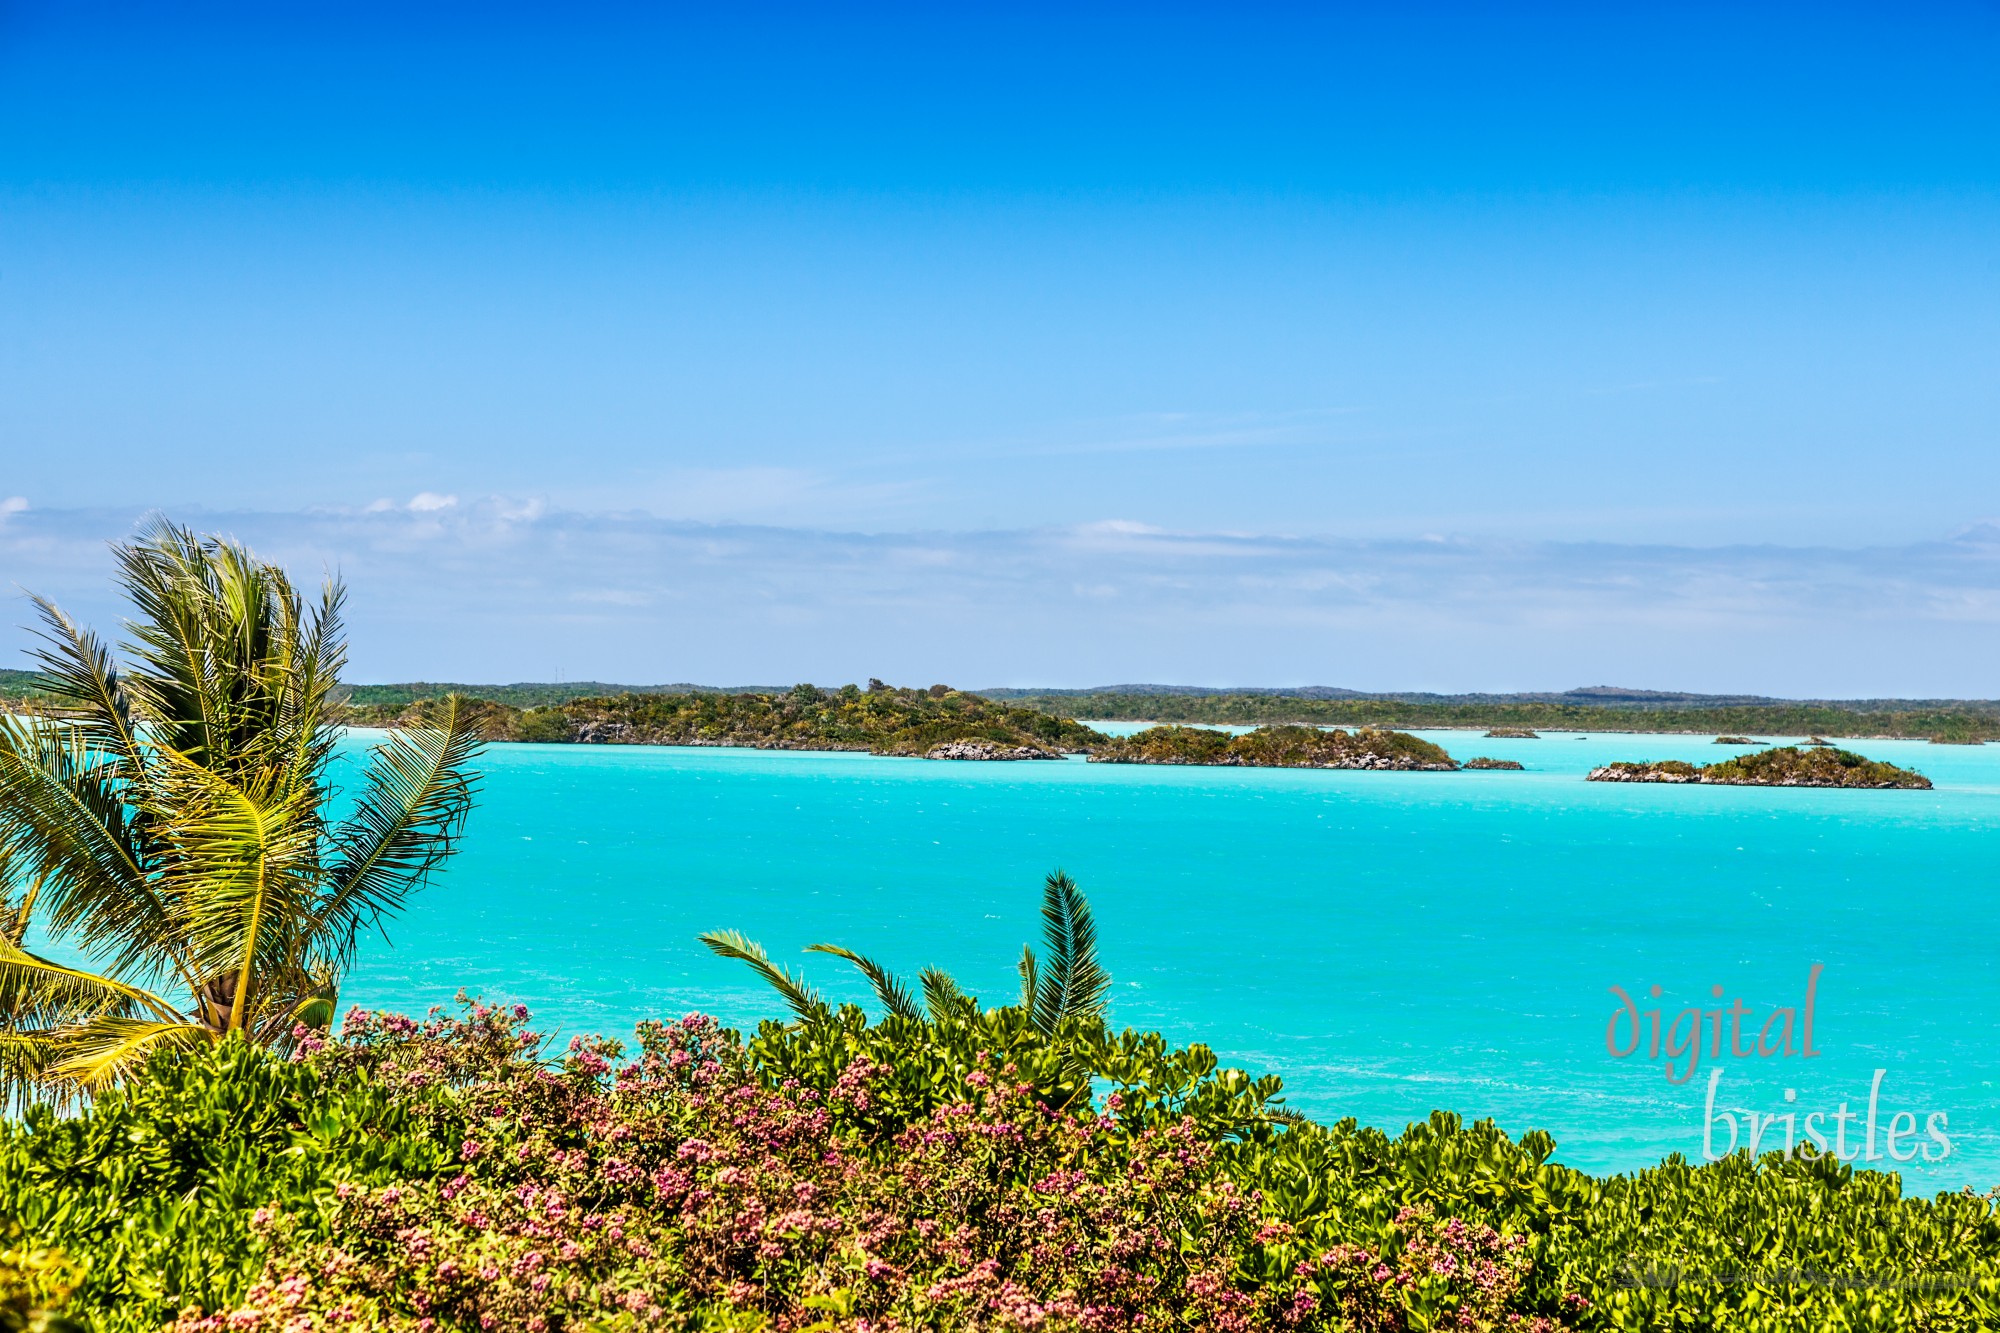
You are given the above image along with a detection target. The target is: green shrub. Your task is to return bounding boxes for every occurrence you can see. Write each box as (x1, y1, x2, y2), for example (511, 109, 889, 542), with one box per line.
(1591, 750, 1930, 789)
(1091, 724, 1458, 770)
(1703, 746, 1931, 788)
(388, 685, 1107, 755)
(0, 1035, 461, 1331)
(0, 1237, 83, 1333)
(1232, 1111, 2000, 1330)
(8, 1003, 2000, 1331)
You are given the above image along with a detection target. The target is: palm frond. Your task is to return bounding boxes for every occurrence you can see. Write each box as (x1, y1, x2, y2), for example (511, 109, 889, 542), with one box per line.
(277, 987, 338, 1037)
(110, 518, 330, 779)
(24, 595, 146, 772)
(0, 1028, 72, 1112)
(1017, 943, 1039, 1011)
(700, 930, 826, 1022)
(0, 718, 177, 987)
(113, 517, 237, 765)
(919, 967, 976, 1022)
(1031, 870, 1111, 1033)
(0, 833, 37, 944)
(274, 577, 348, 782)
(237, 963, 342, 1047)
(313, 698, 483, 969)
(0, 933, 183, 1031)
(806, 944, 924, 1020)
(148, 750, 325, 1031)
(48, 1017, 213, 1093)
(0, 881, 30, 948)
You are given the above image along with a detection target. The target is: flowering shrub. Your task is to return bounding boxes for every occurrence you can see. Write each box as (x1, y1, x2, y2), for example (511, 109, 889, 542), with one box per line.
(10, 996, 1999, 1331)
(171, 1004, 1511, 1331)
(0, 996, 1542, 1333)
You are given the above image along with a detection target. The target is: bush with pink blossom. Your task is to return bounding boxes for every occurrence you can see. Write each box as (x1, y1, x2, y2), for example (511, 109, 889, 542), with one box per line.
(16, 997, 1996, 1331)
(159, 1000, 1562, 1332)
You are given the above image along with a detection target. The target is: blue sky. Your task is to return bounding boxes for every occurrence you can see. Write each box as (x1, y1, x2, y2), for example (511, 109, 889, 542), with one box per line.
(3, 3, 1998, 691)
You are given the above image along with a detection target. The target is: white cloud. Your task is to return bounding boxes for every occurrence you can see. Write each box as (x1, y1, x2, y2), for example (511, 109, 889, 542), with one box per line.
(575, 466, 933, 527)
(0, 497, 27, 524)
(1074, 519, 1165, 537)
(4, 500, 2000, 696)
(407, 492, 459, 512)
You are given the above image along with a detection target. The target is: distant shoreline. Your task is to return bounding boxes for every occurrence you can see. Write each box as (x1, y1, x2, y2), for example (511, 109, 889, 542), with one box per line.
(11, 670, 1995, 744)
(1079, 719, 1982, 744)
(1022, 694, 2000, 743)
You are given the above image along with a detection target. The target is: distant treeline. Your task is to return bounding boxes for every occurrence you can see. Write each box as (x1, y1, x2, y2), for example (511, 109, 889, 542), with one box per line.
(983, 683, 2000, 714)
(346, 682, 1104, 755)
(337, 680, 786, 710)
(1000, 692, 2000, 743)
(9, 667, 1996, 742)
(0, 672, 766, 713)
(0, 669, 53, 705)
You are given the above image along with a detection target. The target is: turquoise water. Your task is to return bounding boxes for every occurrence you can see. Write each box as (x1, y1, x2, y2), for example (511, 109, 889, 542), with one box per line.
(339, 729, 2000, 1191)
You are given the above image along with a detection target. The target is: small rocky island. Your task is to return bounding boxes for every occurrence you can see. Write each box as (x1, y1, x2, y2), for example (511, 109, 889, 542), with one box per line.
(1483, 727, 1539, 739)
(1589, 746, 1930, 789)
(1713, 735, 1756, 745)
(1090, 724, 1458, 770)
(1464, 756, 1525, 770)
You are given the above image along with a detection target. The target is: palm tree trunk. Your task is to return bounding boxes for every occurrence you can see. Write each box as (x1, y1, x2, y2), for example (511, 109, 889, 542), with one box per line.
(196, 975, 235, 1033)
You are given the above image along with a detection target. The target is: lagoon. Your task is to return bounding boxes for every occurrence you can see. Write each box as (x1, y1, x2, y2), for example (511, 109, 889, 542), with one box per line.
(340, 728, 2000, 1189)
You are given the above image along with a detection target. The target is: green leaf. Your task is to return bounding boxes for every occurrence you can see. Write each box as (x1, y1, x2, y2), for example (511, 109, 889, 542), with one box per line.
(699, 930, 826, 1022)
(1031, 870, 1110, 1033)
(805, 944, 923, 1021)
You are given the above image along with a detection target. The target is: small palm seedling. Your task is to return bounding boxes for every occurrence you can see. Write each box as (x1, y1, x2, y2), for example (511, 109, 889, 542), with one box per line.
(701, 870, 1111, 1032)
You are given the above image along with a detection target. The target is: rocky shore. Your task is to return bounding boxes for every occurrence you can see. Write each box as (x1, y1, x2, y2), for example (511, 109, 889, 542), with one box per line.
(922, 741, 1062, 761)
(1588, 761, 1703, 784)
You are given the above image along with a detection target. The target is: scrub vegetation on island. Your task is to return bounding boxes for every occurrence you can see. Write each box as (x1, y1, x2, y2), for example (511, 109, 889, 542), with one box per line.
(1088, 723, 1458, 771)
(346, 689, 1480, 773)
(341, 691, 1939, 788)
(379, 683, 1105, 758)
(1588, 747, 1932, 789)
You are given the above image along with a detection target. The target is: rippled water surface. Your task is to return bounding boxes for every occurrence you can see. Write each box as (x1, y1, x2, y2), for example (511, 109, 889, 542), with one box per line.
(339, 728, 2000, 1189)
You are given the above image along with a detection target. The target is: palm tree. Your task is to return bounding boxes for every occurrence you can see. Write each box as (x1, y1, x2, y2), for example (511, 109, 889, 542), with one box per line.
(0, 519, 483, 1103)
(701, 870, 1111, 1031)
